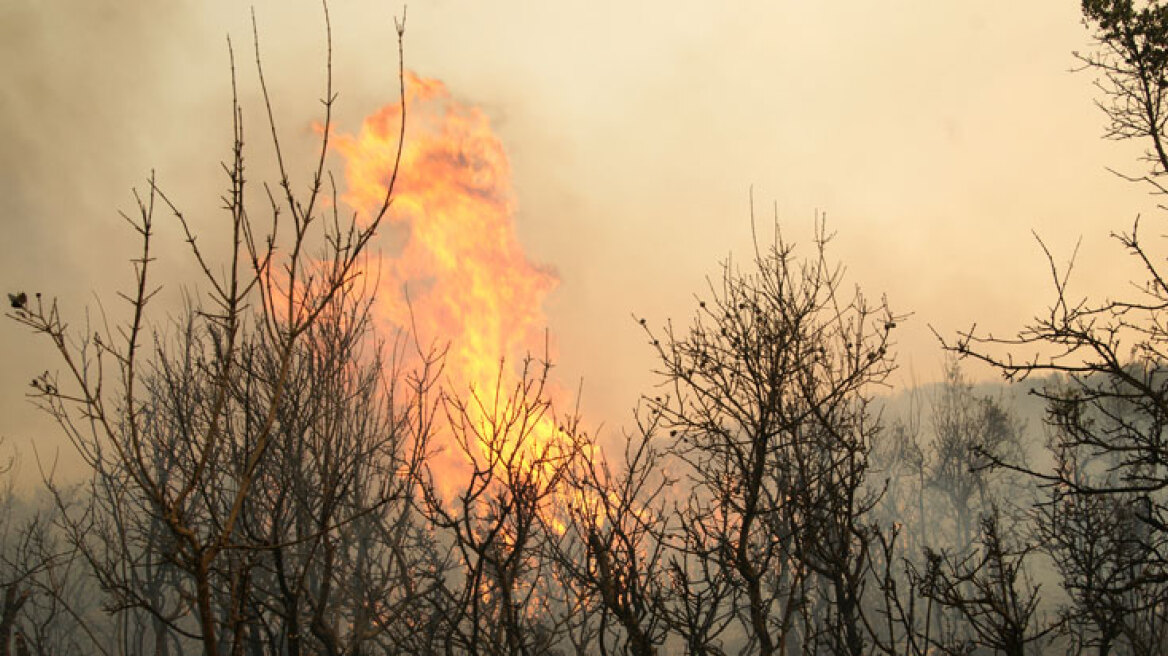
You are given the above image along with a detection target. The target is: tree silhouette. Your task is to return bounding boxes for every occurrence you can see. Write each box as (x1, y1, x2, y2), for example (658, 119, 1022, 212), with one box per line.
(642, 219, 899, 655)
(7, 7, 413, 655)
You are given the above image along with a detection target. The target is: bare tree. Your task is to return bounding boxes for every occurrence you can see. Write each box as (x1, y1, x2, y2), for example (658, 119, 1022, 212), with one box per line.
(939, 10, 1168, 652)
(925, 358, 1026, 551)
(7, 6, 411, 655)
(218, 280, 442, 656)
(1035, 446, 1161, 656)
(927, 4, 1168, 654)
(642, 218, 899, 655)
(863, 523, 937, 656)
(418, 357, 585, 656)
(870, 390, 929, 555)
(909, 509, 1052, 656)
(550, 409, 674, 656)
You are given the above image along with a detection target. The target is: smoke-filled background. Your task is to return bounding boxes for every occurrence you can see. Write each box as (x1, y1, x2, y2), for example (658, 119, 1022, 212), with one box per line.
(0, 1, 1153, 482)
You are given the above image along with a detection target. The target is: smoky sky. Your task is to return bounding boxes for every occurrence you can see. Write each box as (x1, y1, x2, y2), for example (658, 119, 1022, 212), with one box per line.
(0, 1, 1159, 484)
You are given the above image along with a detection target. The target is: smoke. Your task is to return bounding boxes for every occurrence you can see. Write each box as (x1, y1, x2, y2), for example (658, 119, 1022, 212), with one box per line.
(0, 1, 1158, 485)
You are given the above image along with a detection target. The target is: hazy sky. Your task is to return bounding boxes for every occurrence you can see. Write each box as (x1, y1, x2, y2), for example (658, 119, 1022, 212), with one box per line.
(1, 1, 1158, 478)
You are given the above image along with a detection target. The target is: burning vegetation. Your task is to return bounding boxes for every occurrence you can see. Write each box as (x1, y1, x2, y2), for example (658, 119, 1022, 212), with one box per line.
(5, 2, 1168, 655)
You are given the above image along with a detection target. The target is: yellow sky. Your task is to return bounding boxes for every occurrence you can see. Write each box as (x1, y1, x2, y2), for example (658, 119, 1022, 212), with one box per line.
(0, 1, 1159, 476)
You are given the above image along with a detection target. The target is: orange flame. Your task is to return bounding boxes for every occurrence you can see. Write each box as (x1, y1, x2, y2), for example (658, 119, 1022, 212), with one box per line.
(335, 72, 557, 389)
(333, 72, 583, 510)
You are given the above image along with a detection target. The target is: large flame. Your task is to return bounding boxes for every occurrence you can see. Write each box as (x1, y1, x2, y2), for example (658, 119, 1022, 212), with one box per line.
(335, 72, 557, 389)
(333, 72, 573, 495)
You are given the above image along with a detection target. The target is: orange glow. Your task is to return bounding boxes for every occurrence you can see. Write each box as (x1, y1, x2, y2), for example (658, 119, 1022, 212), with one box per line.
(333, 72, 576, 506)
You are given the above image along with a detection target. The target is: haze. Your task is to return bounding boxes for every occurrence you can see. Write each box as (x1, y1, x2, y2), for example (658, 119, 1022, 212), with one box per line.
(0, 1, 1153, 479)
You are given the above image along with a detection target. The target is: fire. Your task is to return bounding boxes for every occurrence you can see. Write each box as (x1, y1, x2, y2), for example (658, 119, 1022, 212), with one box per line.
(333, 72, 576, 502)
(335, 72, 556, 391)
